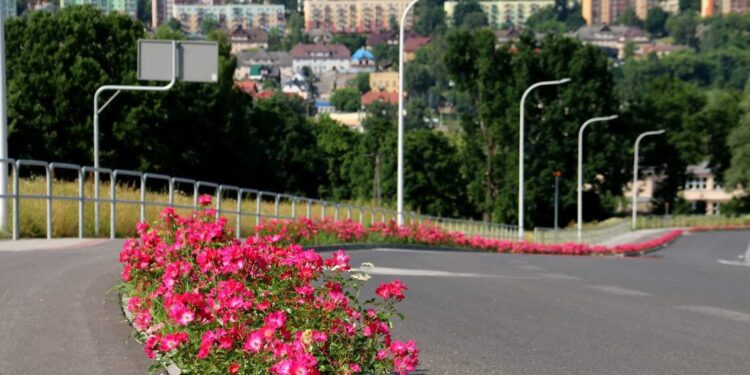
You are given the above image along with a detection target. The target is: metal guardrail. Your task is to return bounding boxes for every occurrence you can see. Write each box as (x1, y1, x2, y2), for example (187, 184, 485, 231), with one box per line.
(0, 158, 520, 241)
(532, 221, 631, 244)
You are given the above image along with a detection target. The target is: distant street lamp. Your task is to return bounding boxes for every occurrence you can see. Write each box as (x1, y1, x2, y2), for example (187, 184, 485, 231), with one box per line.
(397, 0, 420, 226)
(518, 78, 570, 240)
(577, 115, 617, 241)
(553, 170, 561, 231)
(632, 130, 666, 230)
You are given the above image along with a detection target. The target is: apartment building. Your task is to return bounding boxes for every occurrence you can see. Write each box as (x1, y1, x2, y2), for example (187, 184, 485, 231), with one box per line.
(172, 3, 285, 34)
(59, 0, 137, 18)
(701, 0, 750, 17)
(444, 0, 554, 29)
(303, 0, 415, 33)
(581, 0, 630, 25)
(3, 0, 17, 17)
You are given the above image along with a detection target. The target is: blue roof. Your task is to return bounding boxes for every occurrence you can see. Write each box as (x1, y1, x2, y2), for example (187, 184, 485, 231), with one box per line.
(351, 48, 375, 61)
(315, 100, 333, 107)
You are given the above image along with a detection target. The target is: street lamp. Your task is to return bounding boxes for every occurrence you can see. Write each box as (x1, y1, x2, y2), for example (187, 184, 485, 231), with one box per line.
(518, 78, 570, 240)
(632, 130, 665, 230)
(396, 0, 419, 226)
(577, 114, 617, 241)
(553, 170, 561, 231)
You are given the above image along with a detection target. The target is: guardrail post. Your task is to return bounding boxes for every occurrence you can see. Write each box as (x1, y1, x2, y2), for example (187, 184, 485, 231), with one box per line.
(274, 194, 280, 218)
(217, 186, 223, 220)
(168, 179, 174, 206)
(359, 207, 364, 225)
(291, 197, 297, 219)
(334, 204, 339, 221)
(236, 190, 242, 238)
(139, 175, 146, 223)
(306, 199, 311, 219)
(12, 161, 18, 240)
(321, 202, 326, 219)
(346, 205, 352, 220)
(110, 173, 116, 239)
(45, 164, 51, 239)
(255, 192, 262, 226)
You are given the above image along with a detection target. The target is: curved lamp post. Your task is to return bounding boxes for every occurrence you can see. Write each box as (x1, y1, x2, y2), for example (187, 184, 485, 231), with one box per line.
(577, 114, 618, 241)
(632, 130, 666, 230)
(396, 0, 420, 226)
(518, 78, 570, 240)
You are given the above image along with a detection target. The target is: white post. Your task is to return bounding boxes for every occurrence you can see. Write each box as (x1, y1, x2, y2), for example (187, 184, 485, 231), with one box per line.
(632, 130, 665, 230)
(518, 78, 570, 240)
(577, 115, 617, 241)
(397, 0, 419, 226)
(0, 2, 8, 232)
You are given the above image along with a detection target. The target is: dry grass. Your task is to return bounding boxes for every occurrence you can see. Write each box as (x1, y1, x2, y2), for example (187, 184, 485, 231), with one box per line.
(1, 177, 409, 238)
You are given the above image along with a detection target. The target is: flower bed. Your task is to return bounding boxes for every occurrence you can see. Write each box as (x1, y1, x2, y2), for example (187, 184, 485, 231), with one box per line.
(254, 217, 683, 256)
(119, 198, 419, 375)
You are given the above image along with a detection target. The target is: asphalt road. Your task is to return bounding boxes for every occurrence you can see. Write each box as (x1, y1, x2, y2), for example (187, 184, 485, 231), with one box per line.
(1, 231, 749, 374)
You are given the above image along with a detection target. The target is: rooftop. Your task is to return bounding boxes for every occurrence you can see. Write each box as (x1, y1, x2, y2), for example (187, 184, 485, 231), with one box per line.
(290, 44, 351, 59)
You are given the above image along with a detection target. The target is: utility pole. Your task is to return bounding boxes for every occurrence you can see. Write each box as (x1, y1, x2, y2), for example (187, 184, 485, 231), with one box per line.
(0, 2, 9, 232)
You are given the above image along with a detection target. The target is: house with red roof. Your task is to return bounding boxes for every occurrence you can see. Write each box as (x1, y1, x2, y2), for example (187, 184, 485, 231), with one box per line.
(404, 36, 430, 61)
(361, 91, 399, 107)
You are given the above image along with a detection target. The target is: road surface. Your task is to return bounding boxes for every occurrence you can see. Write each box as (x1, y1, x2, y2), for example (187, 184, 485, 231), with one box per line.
(1, 231, 749, 374)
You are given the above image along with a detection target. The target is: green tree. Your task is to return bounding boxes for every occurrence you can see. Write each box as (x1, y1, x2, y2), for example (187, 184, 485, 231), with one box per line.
(200, 17, 219, 36)
(415, 0, 447, 35)
(617, 6, 643, 27)
(452, 0, 487, 28)
(665, 11, 698, 46)
(645, 7, 669, 38)
(330, 88, 361, 112)
(347, 72, 371, 94)
(167, 18, 182, 31)
(312, 116, 363, 200)
(679, 0, 701, 12)
(331, 33, 367, 53)
(725, 82, 750, 189)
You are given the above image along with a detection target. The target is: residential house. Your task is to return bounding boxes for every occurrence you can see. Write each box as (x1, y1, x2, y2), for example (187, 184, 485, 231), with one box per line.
(366, 31, 416, 47)
(350, 48, 377, 72)
(637, 43, 689, 58)
(404, 36, 430, 61)
(282, 73, 311, 99)
(624, 161, 746, 215)
(307, 28, 334, 43)
(303, 0, 415, 33)
(290, 43, 351, 75)
(235, 50, 293, 83)
(571, 25, 649, 60)
(369, 71, 399, 92)
(445, 0, 554, 29)
(230, 26, 269, 54)
(361, 90, 399, 107)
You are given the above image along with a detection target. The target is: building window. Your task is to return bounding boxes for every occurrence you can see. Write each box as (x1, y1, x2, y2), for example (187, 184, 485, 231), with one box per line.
(713, 202, 721, 215)
(685, 177, 706, 190)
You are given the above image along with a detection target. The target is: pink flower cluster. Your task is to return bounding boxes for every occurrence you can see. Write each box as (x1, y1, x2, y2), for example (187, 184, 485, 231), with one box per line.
(120, 197, 418, 374)
(254, 217, 683, 256)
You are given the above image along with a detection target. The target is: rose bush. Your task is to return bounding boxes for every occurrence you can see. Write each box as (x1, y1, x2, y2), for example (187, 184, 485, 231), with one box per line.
(120, 196, 419, 374)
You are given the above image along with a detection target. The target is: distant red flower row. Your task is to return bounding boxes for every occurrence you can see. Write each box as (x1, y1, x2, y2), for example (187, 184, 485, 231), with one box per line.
(255, 217, 683, 256)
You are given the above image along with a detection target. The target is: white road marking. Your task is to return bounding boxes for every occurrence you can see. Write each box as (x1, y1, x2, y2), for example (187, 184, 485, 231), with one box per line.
(717, 240, 750, 267)
(539, 273, 582, 280)
(717, 259, 750, 267)
(350, 267, 539, 279)
(586, 285, 651, 296)
(517, 265, 545, 271)
(675, 306, 750, 323)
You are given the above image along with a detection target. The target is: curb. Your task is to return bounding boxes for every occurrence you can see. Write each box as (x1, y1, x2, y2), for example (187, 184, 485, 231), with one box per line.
(120, 294, 181, 375)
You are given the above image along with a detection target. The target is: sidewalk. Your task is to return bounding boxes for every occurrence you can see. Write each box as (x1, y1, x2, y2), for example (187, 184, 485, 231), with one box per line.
(599, 228, 680, 247)
(0, 238, 110, 252)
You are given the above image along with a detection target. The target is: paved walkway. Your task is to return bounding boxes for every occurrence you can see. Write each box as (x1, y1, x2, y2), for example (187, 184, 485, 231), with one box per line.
(599, 228, 679, 247)
(0, 238, 110, 252)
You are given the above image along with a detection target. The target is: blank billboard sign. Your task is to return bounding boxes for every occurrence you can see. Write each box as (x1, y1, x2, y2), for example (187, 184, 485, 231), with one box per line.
(138, 40, 218, 83)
